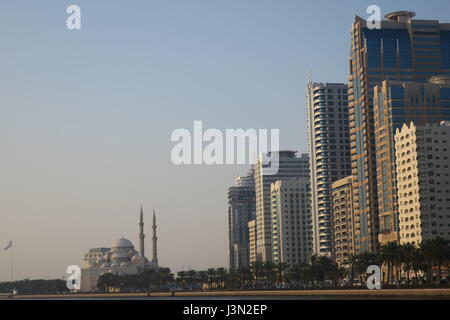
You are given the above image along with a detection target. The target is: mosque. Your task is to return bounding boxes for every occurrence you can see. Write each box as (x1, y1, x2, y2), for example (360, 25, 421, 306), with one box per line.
(80, 207, 159, 292)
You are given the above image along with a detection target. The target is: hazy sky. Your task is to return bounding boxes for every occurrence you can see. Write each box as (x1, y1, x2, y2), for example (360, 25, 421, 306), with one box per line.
(1, 0, 450, 281)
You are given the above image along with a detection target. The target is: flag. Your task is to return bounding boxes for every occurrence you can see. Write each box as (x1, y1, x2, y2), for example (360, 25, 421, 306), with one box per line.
(4, 240, 12, 251)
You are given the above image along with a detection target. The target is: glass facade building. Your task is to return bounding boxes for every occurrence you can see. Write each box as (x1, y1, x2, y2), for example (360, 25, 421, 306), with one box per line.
(349, 12, 450, 252)
(374, 77, 450, 246)
(228, 169, 256, 270)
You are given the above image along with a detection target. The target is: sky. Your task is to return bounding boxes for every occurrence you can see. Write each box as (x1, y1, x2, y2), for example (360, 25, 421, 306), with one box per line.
(1, 0, 450, 281)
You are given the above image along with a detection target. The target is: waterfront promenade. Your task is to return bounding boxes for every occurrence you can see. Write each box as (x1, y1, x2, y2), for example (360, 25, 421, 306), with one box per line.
(6, 288, 450, 299)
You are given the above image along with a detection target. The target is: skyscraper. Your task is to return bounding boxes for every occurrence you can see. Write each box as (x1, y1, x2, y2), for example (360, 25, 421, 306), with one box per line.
(331, 176, 355, 267)
(271, 179, 313, 265)
(255, 151, 309, 262)
(348, 11, 450, 253)
(374, 76, 450, 244)
(307, 82, 351, 256)
(228, 168, 256, 270)
(395, 121, 450, 245)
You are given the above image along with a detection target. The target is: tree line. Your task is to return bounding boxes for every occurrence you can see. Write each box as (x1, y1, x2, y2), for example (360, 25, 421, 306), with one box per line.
(176, 259, 344, 290)
(0, 279, 66, 295)
(96, 267, 174, 292)
(3, 238, 449, 294)
(174, 238, 450, 290)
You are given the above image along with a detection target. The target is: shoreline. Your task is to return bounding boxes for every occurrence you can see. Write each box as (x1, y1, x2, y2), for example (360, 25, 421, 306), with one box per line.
(8, 288, 450, 299)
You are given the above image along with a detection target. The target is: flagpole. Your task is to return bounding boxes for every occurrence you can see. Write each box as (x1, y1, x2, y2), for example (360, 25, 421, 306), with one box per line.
(10, 244, 13, 282)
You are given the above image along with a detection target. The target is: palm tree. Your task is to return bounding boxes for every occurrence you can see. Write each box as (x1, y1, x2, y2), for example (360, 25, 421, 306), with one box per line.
(421, 238, 450, 284)
(177, 271, 187, 289)
(309, 254, 319, 287)
(410, 246, 426, 285)
(336, 266, 348, 287)
(350, 252, 379, 285)
(237, 267, 252, 288)
(159, 268, 174, 288)
(421, 240, 436, 284)
(315, 256, 334, 284)
(262, 262, 275, 288)
(326, 260, 345, 287)
(288, 264, 304, 288)
(301, 263, 312, 287)
(186, 270, 197, 289)
(345, 255, 360, 286)
(273, 262, 290, 286)
(250, 261, 263, 288)
(381, 242, 401, 285)
(97, 273, 119, 293)
(142, 269, 155, 289)
(400, 243, 416, 284)
(227, 269, 239, 289)
(197, 271, 208, 289)
(207, 268, 216, 289)
(434, 238, 450, 284)
(290, 263, 311, 288)
(215, 268, 228, 289)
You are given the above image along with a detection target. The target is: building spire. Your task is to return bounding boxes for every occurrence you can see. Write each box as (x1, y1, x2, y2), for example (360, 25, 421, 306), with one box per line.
(152, 209, 158, 266)
(139, 205, 145, 271)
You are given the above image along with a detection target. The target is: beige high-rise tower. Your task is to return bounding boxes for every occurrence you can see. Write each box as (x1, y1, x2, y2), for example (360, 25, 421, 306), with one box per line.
(395, 121, 450, 245)
(374, 76, 450, 245)
(332, 176, 355, 266)
(271, 179, 313, 265)
(254, 151, 309, 262)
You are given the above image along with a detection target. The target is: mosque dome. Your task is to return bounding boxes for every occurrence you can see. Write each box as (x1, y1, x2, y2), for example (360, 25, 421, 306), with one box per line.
(80, 209, 161, 292)
(111, 238, 134, 251)
(111, 252, 128, 263)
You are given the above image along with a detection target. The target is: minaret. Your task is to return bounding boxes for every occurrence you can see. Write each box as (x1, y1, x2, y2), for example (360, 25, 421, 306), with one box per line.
(139, 205, 145, 271)
(152, 209, 158, 266)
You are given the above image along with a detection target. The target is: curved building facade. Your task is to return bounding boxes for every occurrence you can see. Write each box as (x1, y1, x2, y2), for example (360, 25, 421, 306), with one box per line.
(307, 82, 351, 256)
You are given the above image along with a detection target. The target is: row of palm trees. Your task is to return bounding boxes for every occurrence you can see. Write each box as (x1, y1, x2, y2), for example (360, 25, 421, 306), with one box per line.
(176, 256, 344, 290)
(377, 238, 450, 285)
(176, 238, 450, 290)
(342, 238, 450, 286)
(97, 268, 174, 292)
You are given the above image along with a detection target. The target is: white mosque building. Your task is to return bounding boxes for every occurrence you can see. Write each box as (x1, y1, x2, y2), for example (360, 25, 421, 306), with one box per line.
(80, 207, 159, 292)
